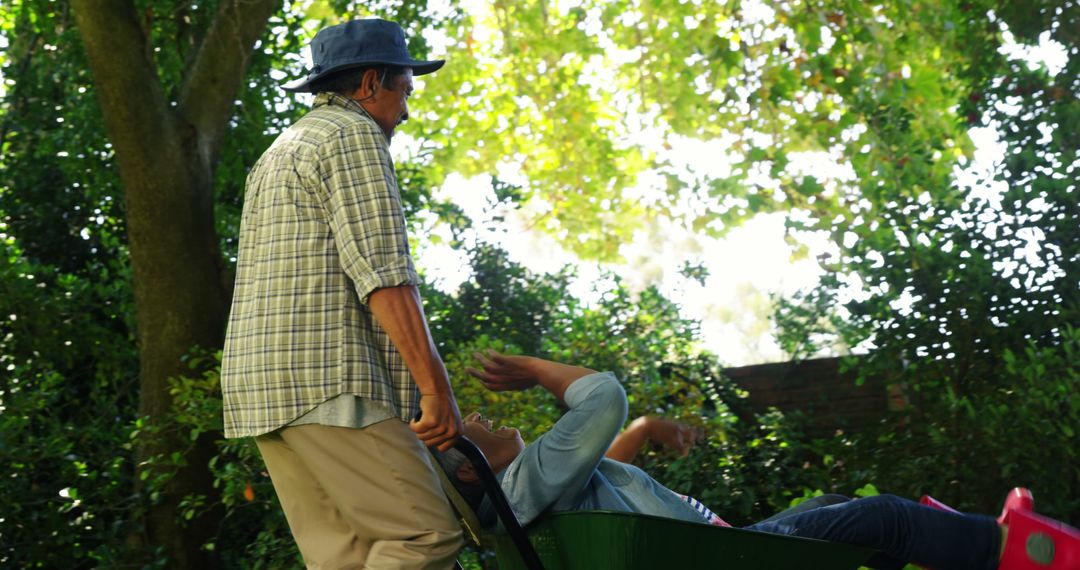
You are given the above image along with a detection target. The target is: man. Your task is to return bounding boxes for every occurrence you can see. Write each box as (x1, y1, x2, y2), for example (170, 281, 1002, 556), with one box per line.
(221, 19, 462, 569)
(441, 350, 1080, 570)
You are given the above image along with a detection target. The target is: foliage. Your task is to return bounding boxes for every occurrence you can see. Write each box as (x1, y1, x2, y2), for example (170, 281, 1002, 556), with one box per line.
(0, 0, 125, 276)
(642, 373, 830, 524)
(423, 242, 574, 357)
(796, 328, 1080, 524)
(411, 0, 1026, 263)
(0, 240, 138, 567)
(0, 0, 460, 565)
(168, 350, 302, 569)
(772, 0, 1079, 523)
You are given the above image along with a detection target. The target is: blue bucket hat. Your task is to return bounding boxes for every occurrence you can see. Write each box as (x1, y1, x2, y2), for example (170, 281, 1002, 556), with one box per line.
(283, 19, 444, 93)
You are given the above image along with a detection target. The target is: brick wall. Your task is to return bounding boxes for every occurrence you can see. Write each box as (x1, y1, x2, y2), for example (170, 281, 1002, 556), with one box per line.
(723, 357, 893, 433)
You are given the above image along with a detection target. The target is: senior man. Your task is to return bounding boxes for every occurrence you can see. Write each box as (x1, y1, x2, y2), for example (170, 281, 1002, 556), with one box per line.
(221, 19, 462, 569)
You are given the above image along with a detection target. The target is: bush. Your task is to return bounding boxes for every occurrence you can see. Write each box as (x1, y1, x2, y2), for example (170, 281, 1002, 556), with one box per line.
(800, 327, 1080, 524)
(0, 244, 138, 567)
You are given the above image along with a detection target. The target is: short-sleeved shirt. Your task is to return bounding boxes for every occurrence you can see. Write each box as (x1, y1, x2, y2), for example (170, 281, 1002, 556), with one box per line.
(221, 92, 420, 438)
(481, 372, 710, 527)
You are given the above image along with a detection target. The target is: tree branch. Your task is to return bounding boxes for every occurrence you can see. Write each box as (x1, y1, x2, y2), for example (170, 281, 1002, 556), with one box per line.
(179, 0, 280, 167)
(71, 0, 177, 174)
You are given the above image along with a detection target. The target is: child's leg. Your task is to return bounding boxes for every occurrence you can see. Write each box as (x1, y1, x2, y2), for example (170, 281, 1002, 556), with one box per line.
(746, 494, 1000, 570)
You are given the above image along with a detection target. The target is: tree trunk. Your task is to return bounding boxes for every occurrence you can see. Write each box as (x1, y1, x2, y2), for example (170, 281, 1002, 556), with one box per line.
(70, 0, 279, 566)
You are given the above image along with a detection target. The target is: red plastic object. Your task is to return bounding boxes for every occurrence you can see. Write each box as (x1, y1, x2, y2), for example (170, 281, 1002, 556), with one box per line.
(998, 507, 1080, 570)
(919, 494, 960, 514)
(999, 487, 1035, 525)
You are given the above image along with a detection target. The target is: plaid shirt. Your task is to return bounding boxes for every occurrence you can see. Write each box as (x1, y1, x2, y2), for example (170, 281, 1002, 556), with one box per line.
(221, 93, 420, 438)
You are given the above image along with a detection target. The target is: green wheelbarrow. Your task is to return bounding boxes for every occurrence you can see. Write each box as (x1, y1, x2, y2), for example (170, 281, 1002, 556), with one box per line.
(435, 438, 878, 570)
(493, 510, 876, 569)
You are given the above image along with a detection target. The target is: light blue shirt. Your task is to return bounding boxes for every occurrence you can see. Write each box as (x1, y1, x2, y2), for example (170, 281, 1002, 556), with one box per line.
(287, 394, 396, 429)
(482, 372, 708, 527)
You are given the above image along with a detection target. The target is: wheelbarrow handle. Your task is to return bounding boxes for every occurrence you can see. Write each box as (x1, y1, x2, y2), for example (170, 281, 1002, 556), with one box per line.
(454, 436, 545, 570)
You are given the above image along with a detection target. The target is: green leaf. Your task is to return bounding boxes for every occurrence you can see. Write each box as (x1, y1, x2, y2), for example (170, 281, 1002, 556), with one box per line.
(854, 484, 880, 498)
(797, 176, 825, 196)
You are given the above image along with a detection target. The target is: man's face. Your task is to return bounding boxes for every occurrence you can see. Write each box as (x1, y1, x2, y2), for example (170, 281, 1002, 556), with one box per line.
(462, 411, 526, 470)
(358, 67, 414, 141)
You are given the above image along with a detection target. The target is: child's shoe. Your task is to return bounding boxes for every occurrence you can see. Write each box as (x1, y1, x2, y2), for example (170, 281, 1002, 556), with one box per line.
(998, 490, 1080, 570)
(998, 487, 1035, 524)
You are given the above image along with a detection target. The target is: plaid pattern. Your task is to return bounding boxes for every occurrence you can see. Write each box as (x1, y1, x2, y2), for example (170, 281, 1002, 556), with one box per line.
(222, 93, 420, 438)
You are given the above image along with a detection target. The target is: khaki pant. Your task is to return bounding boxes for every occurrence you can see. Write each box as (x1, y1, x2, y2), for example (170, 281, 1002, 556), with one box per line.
(255, 421, 463, 569)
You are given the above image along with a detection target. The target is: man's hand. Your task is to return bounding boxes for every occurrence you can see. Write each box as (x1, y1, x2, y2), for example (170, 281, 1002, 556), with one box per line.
(466, 350, 539, 392)
(409, 393, 463, 452)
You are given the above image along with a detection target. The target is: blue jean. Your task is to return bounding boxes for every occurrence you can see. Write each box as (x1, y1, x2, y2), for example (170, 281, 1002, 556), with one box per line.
(746, 494, 1000, 570)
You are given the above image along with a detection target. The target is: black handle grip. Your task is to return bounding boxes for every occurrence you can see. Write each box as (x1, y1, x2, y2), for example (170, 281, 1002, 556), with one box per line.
(455, 437, 545, 570)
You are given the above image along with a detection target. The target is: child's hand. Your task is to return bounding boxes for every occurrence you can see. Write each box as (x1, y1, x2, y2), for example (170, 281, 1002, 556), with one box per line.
(646, 417, 703, 457)
(466, 349, 538, 392)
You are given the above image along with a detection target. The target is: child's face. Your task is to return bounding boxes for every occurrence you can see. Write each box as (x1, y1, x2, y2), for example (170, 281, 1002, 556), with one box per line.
(462, 411, 526, 471)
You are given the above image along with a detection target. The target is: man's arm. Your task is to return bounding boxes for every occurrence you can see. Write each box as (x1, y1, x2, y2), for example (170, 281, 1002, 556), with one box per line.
(368, 285, 462, 452)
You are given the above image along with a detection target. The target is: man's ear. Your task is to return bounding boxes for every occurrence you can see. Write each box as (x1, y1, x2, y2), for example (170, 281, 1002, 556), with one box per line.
(344, 68, 379, 102)
(348, 68, 379, 100)
(457, 462, 479, 484)
(363, 68, 380, 97)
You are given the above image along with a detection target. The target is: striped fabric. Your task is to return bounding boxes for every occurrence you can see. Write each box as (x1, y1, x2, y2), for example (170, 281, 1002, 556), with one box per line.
(221, 92, 420, 438)
(680, 494, 732, 527)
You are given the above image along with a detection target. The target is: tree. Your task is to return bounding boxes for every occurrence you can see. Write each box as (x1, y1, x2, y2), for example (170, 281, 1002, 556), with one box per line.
(1, 1, 456, 564)
(66, 0, 278, 565)
(774, 0, 1079, 519)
